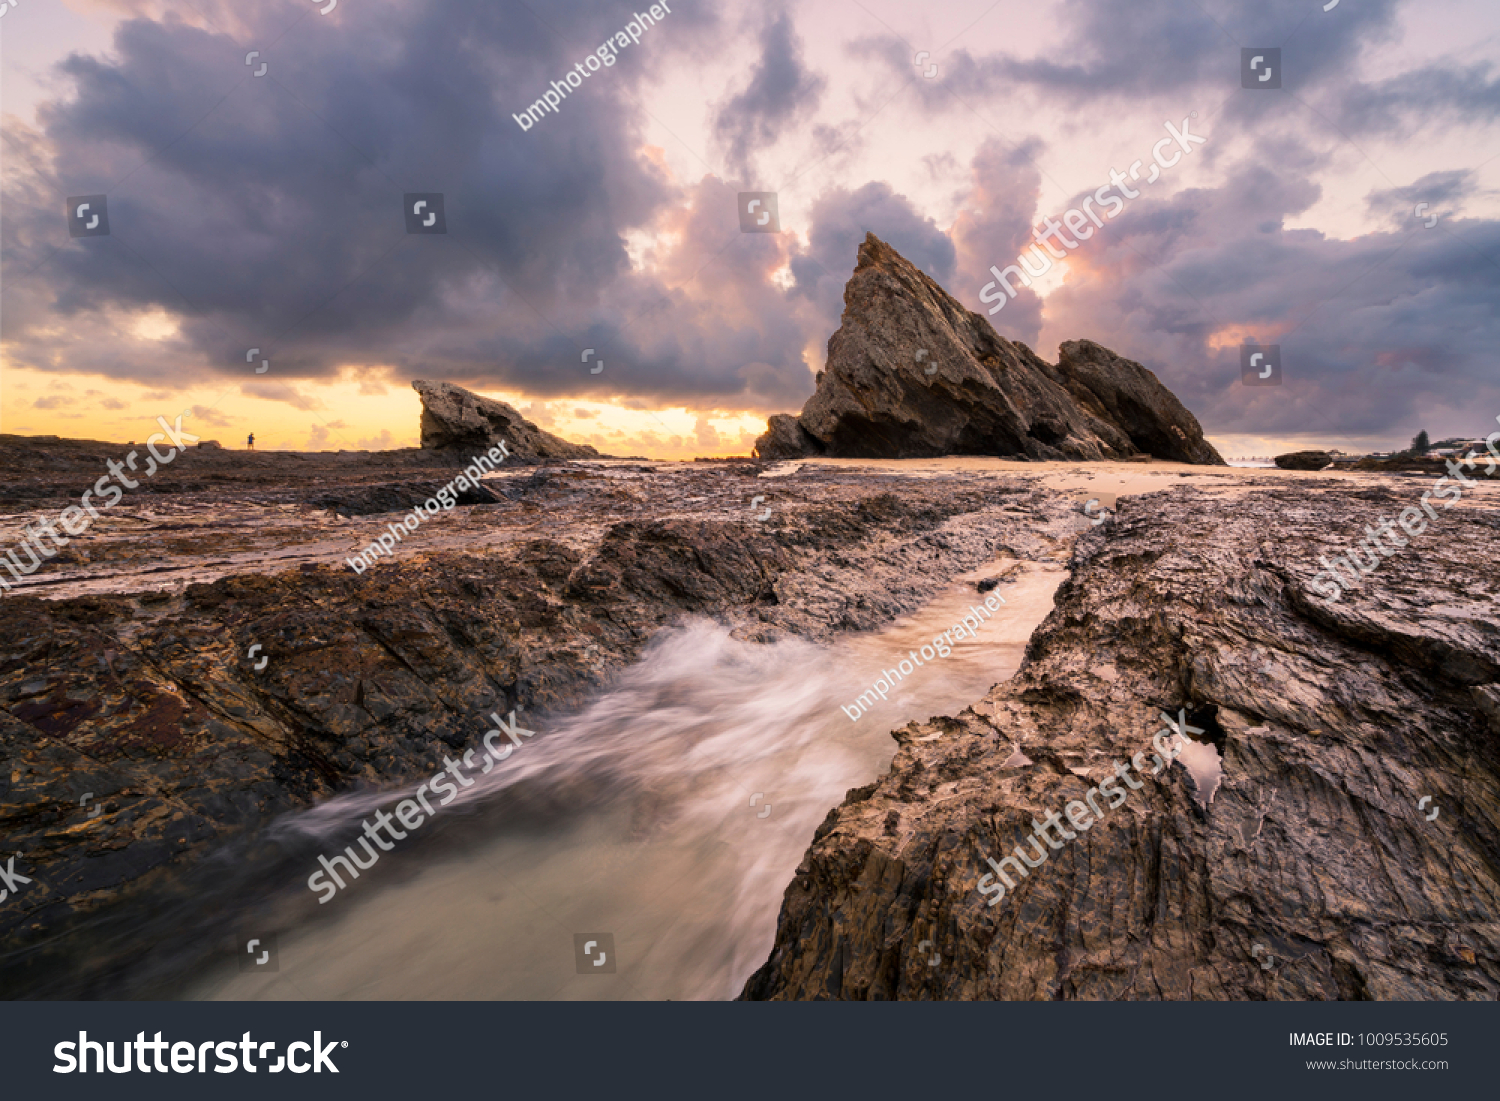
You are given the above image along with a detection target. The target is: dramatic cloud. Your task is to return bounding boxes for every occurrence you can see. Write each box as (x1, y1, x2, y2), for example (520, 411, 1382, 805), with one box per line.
(851, 0, 1405, 113)
(1039, 145, 1500, 438)
(2, 0, 1497, 450)
(713, 9, 827, 182)
(4, 0, 744, 395)
(949, 138, 1051, 349)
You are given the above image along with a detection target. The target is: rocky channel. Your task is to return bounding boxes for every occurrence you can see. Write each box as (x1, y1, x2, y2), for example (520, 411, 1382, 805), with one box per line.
(4, 257, 1497, 998)
(3, 437, 1495, 998)
(0, 443, 1087, 995)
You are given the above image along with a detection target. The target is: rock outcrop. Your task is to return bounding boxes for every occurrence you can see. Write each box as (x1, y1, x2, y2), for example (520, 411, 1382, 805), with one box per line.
(412, 380, 601, 460)
(754, 235, 1224, 465)
(1275, 451, 1332, 470)
(741, 485, 1500, 1000)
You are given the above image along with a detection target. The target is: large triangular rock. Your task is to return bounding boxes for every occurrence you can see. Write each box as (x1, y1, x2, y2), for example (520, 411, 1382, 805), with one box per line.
(754, 234, 1224, 464)
(412, 380, 601, 460)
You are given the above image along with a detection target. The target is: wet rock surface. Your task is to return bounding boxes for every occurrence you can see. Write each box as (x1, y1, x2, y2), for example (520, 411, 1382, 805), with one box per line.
(741, 484, 1500, 1000)
(754, 235, 1224, 466)
(0, 442, 1085, 994)
(5, 431, 1493, 1000)
(0, 436, 525, 599)
(309, 479, 503, 517)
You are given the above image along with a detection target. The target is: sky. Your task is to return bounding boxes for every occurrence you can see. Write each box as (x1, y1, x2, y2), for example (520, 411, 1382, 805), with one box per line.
(2, 0, 1498, 459)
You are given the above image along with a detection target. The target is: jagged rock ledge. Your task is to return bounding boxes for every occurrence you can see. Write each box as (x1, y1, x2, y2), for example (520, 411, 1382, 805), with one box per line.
(741, 485, 1499, 1000)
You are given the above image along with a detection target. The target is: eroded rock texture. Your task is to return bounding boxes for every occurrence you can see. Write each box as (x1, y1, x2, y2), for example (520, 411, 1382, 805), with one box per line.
(753, 235, 1224, 466)
(742, 486, 1500, 1000)
(412, 380, 601, 459)
(0, 453, 1077, 994)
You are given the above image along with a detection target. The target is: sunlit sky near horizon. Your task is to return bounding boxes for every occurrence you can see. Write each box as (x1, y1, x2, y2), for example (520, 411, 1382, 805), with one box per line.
(3, 0, 1498, 459)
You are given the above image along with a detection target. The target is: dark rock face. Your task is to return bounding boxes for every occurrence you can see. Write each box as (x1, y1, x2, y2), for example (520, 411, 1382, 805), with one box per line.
(1353, 456, 1448, 474)
(741, 486, 1500, 1000)
(756, 414, 824, 461)
(412, 380, 601, 460)
(753, 235, 1224, 466)
(1053, 340, 1223, 465)
(309, 479, 502, 518)
(1275, 451, 1333, 470)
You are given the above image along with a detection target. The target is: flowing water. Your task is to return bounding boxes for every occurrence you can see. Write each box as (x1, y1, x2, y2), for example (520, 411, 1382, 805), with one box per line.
(181, 559, 1067, 1001)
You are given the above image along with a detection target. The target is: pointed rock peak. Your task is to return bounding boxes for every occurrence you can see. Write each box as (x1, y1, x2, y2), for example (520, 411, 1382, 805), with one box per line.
(853, 232, 931, 278)
(847, 233, 964, 317)
(854, 232, 902, 273)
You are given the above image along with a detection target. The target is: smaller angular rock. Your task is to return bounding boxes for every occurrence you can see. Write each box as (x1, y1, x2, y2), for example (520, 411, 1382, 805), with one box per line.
(1275, 451, 1332, 471)
(412, 380, 601, 460)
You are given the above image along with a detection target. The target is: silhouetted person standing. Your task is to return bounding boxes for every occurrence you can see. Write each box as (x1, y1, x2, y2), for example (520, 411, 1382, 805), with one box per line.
(248, 433, 255, 449)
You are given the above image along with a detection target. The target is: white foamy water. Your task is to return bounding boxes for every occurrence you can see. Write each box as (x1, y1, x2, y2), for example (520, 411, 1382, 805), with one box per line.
(185, 560, 1065, 1001)
(1177, 737, 1223, 806)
